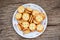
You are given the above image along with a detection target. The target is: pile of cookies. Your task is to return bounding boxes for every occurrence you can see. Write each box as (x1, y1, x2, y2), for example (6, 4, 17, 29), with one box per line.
(15, 6, 45, 34)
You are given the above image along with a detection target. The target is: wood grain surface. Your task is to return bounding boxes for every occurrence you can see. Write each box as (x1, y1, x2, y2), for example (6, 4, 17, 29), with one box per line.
(0, 0, 60, 40)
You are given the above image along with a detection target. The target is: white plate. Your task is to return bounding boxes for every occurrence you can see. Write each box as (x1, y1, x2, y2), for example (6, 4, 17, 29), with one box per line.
(12, 3, 48, 38)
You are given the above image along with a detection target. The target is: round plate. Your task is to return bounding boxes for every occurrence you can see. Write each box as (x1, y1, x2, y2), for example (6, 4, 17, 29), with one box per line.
(12, 3, 48, 38)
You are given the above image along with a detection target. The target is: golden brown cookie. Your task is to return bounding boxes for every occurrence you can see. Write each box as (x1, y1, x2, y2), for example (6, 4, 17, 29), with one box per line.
(29, 15, 33, 23)
(17, 6, 25, 13)
(18, 20, 24, 24)
(25, 9, 31, 14)
(22, 21, 29, 29)
(32, 10, 40, 16)
(29, 23, 36, 31)
(37, 24, 44, 32)
(17, 24, 22, 30)
(23, 28, 30, 34)
(22, 13, 29, 21)
(33, 20, 40, 24)
(35, 15, 43, 22)
(40, 13, 45, 19)
(26, 7, 32, 12)
(15, 13, 22, 20)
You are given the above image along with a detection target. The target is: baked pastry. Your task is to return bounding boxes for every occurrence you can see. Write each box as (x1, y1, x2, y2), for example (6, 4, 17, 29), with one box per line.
(17, 24, 22, 30)
(22, 21, 29, 29)
(29, 23, 36, 31)
(25, 9, 31, 14)
(15, 13, 22, 20)
(17, 6, 25, 13)
(37, 24, 44, 32)
(23, 28, 30, 34)
(18, 20, 24, 24)
(29, 15, 33, 23)
(26, 7, 32, 12)
(33, 20, 40, 24)
(40, 13, 45, 19)
(32, 10, 40, 16)
(22, 13, 29, 21)
(35, 15, 43, 22)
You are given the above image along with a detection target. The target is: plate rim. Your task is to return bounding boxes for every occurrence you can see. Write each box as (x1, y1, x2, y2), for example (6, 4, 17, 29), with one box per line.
(12, 3, 48, 38)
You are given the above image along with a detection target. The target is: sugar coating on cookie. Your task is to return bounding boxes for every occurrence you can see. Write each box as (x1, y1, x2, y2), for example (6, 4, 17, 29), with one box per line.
(22, 13, 29, 21)
(37, 24, 44, 32)
(15, 13, 22, 20)
(17, 6, 25, 13)
(25, 10, 31, 14)
(29, 23, 36, 31)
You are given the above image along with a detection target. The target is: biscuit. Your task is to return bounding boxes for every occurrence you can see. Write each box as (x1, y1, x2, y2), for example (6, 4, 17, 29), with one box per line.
(17, 6, 25, 13)
(25, 10, 31, 14)
(35, 15, 43, 22)
(18, 20, 24, 24)
(40, 13, 45, 19)
(22, 21, 29, 29)
(23, 28, 30, 34)
(29, 15, 33, 23)
(33, 20, 40, 24)
(37, 24, 44, 32)
(22, 13, 29, 21)
(17, 24, 22, 30)
(29, 23, 36, 31)
(15, 13, 22, 20)
(32, 10, 40, 16)
(26, 7, 32, 12)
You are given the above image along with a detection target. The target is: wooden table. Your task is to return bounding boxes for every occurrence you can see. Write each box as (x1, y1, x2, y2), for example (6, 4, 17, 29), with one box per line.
(0, 0, 60, 40)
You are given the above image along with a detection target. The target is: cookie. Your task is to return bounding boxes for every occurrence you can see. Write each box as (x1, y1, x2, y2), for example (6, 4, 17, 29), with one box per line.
(32, 10, 40, 16)
(33, 20, 40, 24)
(23, 28, 30, 34)
(26, 7, 32, 12)
(22, 13, 29, 21)
(22, 21, 29, 29)
(37, 24, 44, 32)
(17, 24, 22, 30)
(29, 15, 33, 23)
(15, 13, 22, 20)
(40, 13, 45, 19)
(17, 6, 25, 13)
(35, 15, 43, 22)
(29, 23, 36, 31)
